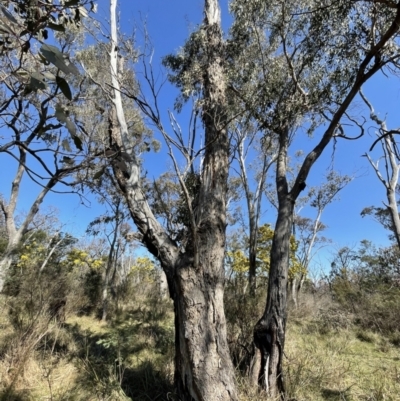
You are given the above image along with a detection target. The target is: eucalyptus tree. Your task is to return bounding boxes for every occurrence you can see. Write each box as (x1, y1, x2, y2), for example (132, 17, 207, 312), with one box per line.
(84, 165, 136, 322)
(360, 90, 400, 250)
(0, 20, 97, 291)
(229, 0, 400, 397)
(86, 0, 238, 400)
(292, 171, 352, 306)
(230, 119, 278, 296)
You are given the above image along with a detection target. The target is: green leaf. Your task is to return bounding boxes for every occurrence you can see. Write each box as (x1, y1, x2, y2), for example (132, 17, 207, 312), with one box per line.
(14, 70, 29, 80)
(0, 21, 13, 34)
(38, 53, 50, 65)
(105, 149, 116, 158)
(62, 139, 71, 152)
(0, 5, 18, 24)
(30, 72, 47, 90)
(41, 71, 56, 81)
(47, 22, 66, 32)
(78, 6, 88, 18)
(65, 119, 77, 137)
(65, 0, 80, 6)
(93, 167, 105, 180)
(62, 156, 74, 164)
(72, 135, 83, 151)
(55, 104, 68, 123)
(55, 104, 78, 142)
(56, 76, 72, 100)
(40, 44, 80, 76)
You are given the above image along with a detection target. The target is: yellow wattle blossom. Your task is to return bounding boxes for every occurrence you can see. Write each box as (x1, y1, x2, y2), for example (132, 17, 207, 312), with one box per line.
(227, 224, 306, 279)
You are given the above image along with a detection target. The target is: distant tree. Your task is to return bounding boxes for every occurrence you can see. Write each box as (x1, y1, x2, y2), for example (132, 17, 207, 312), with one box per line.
(230, 120, 278, 296)
(86, 192, 131, 322)
(328, 241, 400, 333)
(292, 171, 352, 306)
(360, 90, 400, 249)
(227, 224, 302, 286)
(230, 0, 400, 396)
(0, 3, 97, 291)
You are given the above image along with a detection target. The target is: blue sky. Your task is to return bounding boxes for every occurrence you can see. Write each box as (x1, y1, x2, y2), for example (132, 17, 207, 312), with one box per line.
(1, 0, 399, 269)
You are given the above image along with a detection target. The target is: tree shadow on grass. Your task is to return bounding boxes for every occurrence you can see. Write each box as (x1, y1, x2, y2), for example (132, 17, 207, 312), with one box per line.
(0, 388, 32, 401)
(121, 361, 175, 400)
(63, 310, 175, 400)
(321, 388, 350, 400)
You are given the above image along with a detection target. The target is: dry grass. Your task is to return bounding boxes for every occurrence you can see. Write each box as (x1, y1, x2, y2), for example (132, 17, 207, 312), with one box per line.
(282, 291, 400, 401)
(0, 291, 175, 401)
(284, 323, 400, 401)
(235, 292, 400, 401)
(1, 290, 400, 401)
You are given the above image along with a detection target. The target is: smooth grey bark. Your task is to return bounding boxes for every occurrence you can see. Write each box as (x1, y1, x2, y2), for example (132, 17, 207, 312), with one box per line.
(108, 0, 237, 399)
(292, 172, 351, 307)
(234, 133, 277, 296)
(360, 90, 400, 250)
(251, 7, 400, 396)
(0, 155, 58, 291)
(101, 201, 122, 322)
(39, 233, 64, 275)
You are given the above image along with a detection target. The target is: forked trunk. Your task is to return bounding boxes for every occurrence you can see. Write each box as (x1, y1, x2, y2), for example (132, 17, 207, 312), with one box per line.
(108, 0, 237, 398)
(250, 195, 294, 399)
(167, 0, 237, 396)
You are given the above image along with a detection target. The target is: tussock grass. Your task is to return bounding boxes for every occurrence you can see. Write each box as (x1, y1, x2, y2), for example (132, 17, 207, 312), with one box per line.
(0, 289, 175, 401)
(282, 293, 400, 401)
(1, 288, 400, 400)
(284, 323, 400, 401)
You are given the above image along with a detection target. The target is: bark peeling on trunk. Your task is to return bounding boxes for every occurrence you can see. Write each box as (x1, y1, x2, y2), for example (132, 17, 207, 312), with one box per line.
(251, 194, 294, 398)
(108, 0, 237, 399)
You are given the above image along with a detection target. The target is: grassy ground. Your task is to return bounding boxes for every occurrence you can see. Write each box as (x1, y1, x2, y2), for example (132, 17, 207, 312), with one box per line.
(284, 320, 400, 400)
(0, 292, 399, 401)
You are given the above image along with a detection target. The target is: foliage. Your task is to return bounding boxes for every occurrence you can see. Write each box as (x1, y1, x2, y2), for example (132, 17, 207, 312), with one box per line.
(0, 232, 400, 400)
(129, 256, 156, 283)
(361, 204, 400, 242)
(226, 224, 305, 280)
(328, 241, 400, 334)
(72, 41, 157, 185)
(148, 171, 202, 242)
(0, 0, 93, 99)
(2, 0, 93, 41)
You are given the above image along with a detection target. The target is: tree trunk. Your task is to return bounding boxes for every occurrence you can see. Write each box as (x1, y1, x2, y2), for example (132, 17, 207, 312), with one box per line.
(166, 1, 237, 397)
(171, 250, 236, 401)
(387, 186, 400, 249)
(291, 277, 298, 309)
(250, 194, 294, 399)
(248, 213, 257, 296)
(0, 169, 57, 292)
(0, 235, 22, 291)
(101, 206, 121, 322)
(107, 0, 237, 398)
(101, 258, 114, 322)
(0, 253, 13, 291)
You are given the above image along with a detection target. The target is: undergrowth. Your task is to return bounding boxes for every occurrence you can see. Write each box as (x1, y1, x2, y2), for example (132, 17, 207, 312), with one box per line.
(1, 284, 400, 400)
